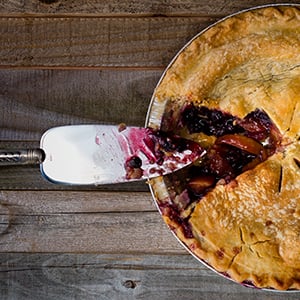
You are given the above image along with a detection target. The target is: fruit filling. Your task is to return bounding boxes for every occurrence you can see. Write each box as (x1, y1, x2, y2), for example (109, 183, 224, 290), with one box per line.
(124, 128, 205, 180)
(180, 104, 282, 195)
(180, 104, 243, 137)
(159, 103, 283, 238)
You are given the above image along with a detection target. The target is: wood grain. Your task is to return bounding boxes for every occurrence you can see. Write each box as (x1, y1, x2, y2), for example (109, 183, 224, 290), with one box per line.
(0, 163, 149, 191)
(2, 1, 300, 299)
(0, 211, 180, 253)
(0, 69, 160, 140)
(2, 253, 296, 300)
(0, 16, 214, 68)
(0, 190, 183, 253)
(0, 190, 156, 212)
(0, 0, 299, 16)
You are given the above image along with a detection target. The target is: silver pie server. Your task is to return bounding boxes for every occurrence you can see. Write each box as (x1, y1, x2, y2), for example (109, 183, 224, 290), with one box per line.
(0, 125, 205, 185)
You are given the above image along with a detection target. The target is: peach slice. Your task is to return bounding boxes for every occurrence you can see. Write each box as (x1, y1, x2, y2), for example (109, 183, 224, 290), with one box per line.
(216, 134, 264, 156)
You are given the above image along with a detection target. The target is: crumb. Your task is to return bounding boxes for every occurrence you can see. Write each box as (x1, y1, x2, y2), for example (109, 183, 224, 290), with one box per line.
(118, 123, 127, 132)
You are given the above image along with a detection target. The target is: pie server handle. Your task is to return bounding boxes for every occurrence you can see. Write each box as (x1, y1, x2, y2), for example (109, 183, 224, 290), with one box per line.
(0, 149, 45, 165)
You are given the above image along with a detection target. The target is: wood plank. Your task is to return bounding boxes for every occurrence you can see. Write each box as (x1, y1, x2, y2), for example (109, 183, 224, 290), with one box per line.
(0, 190, 156, 213)
(0, 16, 214, 67)
(0, 0, 298, 16)
(0, 211, 179, 253)
(0, 164, 149, 191)
(0, 253, 298, 300)
(0, 69, 161, 140)
(0, 190, 183, 253)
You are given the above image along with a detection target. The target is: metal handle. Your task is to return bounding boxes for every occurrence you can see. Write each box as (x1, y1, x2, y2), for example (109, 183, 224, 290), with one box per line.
(0, 149, 45, 165)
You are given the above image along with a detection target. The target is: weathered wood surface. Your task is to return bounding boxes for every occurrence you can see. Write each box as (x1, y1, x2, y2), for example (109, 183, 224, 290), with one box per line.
(0, 17, 214, 68)
(0, 0, 298, 16)
(0, 69, 159, 138)
(0, 190, 185, 253)
(1, 0, 300, 299)
(1, 0, 299, 68)
(1, 253, 298, 300)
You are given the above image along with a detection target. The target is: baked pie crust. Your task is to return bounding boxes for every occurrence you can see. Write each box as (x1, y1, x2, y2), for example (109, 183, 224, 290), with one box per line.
(148, 5, 300, 290)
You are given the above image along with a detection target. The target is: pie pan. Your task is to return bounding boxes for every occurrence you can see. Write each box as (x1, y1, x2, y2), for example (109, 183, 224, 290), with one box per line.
(145, 4, 300, 291)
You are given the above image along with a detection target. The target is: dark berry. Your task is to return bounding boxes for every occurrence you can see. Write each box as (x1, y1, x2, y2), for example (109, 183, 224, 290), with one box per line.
(180, 104, 243, 137)
(238, 109, 272, 141)
(126, 156, 142, 168)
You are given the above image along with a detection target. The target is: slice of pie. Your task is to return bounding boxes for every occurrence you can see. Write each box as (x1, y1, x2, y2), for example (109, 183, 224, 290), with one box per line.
(148, 5, 300, 290)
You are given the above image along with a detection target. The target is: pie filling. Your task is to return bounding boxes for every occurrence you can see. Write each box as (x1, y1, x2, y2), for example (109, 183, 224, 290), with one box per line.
(124, 127, 205, 180)
(158, 103, 284, 239)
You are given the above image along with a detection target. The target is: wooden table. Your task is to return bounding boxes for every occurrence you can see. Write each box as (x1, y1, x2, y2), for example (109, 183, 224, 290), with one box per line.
(1, 1, 300, 299)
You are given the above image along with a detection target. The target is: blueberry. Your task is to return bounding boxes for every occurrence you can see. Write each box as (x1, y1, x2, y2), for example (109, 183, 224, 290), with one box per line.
(180, 104, 242, 136)
(127, 156, 142, 168)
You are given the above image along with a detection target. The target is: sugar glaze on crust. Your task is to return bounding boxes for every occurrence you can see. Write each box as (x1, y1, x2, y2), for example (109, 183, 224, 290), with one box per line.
(148, 5, 300, 290)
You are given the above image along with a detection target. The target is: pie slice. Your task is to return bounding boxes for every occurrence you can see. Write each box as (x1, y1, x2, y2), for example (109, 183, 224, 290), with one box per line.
(148, 5, 300, 290)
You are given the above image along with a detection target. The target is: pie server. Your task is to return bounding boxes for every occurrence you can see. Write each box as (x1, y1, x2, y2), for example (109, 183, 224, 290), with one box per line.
(0, 125, 204, 185)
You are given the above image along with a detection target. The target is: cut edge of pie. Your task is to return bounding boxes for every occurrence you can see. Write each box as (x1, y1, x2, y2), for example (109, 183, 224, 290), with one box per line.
(147, 4, 300, 291)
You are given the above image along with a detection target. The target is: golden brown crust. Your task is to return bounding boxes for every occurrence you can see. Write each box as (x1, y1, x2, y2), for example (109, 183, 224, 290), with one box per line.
(190, 155, 300, 290)
(154, 6, 300, 138)
(149, 5, 300, 290)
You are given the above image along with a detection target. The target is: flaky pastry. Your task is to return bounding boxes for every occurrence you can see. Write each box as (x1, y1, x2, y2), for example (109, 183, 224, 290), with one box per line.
(148, 5, 300, 290)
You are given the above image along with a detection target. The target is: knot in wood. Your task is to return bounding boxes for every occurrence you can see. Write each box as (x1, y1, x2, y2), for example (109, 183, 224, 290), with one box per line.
(123, 280, 137, 289)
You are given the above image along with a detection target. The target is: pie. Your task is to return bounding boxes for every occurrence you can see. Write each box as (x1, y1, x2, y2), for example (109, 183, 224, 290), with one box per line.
(147, 5, 300, 290)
